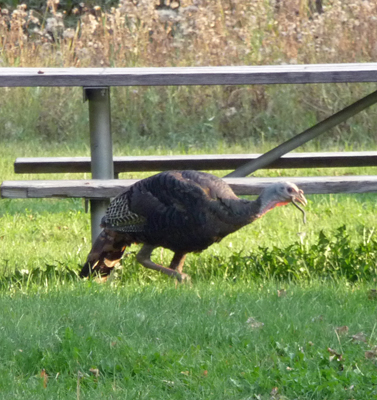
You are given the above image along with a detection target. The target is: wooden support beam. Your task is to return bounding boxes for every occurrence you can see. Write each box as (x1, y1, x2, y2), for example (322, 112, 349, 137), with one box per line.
(226, 90, 377, 177)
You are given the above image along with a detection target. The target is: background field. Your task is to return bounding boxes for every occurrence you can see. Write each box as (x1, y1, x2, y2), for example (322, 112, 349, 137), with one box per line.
(1, 0, 377, 398)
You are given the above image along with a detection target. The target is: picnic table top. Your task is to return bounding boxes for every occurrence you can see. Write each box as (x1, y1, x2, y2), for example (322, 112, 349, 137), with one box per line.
(1, 63, 377, 87)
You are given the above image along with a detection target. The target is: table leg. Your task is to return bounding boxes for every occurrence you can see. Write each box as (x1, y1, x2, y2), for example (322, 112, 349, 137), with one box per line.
(84, 87, 114, 243)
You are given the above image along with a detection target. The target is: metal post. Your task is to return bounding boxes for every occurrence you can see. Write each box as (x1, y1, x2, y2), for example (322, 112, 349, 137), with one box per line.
(225, 89, 377, 177)
(84, 87, 114, 243)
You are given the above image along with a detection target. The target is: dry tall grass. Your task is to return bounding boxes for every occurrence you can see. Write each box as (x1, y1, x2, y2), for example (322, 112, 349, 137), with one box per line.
(1, 0, 376, 68)
(1, 1, 377, 149)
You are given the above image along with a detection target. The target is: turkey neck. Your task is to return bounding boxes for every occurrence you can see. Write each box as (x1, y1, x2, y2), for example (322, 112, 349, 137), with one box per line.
(214, 196, 264, 228)
(217, 192, 283, 228)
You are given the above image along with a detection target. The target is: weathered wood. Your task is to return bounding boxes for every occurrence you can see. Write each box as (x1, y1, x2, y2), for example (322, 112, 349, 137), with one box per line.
(3, 176, 377, 199)
(14, 152, 377, 174)
(2, 64, 377, 87)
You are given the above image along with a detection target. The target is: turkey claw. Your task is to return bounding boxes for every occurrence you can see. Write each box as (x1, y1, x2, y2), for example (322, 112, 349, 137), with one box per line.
(176, 272, 191, 285)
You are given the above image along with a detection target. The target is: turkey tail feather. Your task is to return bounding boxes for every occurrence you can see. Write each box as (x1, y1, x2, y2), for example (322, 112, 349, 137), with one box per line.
(80, 229, 130, 278)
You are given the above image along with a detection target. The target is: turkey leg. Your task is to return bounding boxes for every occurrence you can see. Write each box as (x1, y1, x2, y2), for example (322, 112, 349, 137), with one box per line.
(168, 252, 187, 274)
(136, 244, 190, 282)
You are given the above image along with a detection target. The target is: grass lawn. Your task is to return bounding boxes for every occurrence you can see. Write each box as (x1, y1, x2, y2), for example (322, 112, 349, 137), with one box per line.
(1, 281, 377, 399)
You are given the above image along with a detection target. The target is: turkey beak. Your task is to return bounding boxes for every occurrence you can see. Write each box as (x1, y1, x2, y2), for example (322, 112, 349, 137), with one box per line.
(293, 189, 307, 207)
(291, 190, 307, 224)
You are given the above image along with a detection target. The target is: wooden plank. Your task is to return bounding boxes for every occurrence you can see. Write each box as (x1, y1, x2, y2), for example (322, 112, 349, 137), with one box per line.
(3, 176, 377, 199)
(14, 152, 377, 174)
(2, 64, 377, 87)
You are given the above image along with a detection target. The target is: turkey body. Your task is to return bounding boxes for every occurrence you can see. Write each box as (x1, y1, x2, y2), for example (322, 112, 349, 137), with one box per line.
(80, 170, 307, 281)
(107, 170, 260, 252)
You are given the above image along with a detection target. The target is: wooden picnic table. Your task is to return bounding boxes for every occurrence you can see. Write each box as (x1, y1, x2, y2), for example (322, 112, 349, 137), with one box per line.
(1, 63, 377, 242)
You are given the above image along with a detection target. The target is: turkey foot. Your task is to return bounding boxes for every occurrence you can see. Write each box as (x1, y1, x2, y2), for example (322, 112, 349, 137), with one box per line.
(169, 252, 191, 285)
(176, 272, 191, 283)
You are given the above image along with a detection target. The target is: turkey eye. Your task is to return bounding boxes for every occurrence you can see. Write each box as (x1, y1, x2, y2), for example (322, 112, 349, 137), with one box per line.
(287, 187, 293, 194)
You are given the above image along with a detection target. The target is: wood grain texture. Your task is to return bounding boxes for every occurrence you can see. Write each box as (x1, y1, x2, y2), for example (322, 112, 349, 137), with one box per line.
(2, 176, 377, 199)
(2, 64, 377, 87)
(14, 152, 377, 174)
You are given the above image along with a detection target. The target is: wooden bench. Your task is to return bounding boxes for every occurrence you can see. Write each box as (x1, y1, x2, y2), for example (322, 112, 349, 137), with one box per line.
(8, 151, 377, 201)
(14, 151, 377, 175)
(3, 175, 377, 199)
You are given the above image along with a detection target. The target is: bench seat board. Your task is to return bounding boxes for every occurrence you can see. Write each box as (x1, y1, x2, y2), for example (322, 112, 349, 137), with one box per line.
(2, 176, 377, 199)
(14, 152, 377, 174)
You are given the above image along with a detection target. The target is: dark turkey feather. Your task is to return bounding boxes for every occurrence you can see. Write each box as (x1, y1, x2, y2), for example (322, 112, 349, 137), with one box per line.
(80, 170, 307, 281)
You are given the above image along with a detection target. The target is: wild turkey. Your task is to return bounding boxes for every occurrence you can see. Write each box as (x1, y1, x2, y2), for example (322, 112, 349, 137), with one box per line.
(80, 170, 307, 282)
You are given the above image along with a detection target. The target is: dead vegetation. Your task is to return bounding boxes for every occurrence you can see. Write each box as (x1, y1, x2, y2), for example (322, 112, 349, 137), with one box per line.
(0, 0, 376, 67)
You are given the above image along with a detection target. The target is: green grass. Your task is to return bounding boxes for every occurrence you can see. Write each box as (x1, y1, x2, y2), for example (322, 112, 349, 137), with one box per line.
(1, 281, 377, 399)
